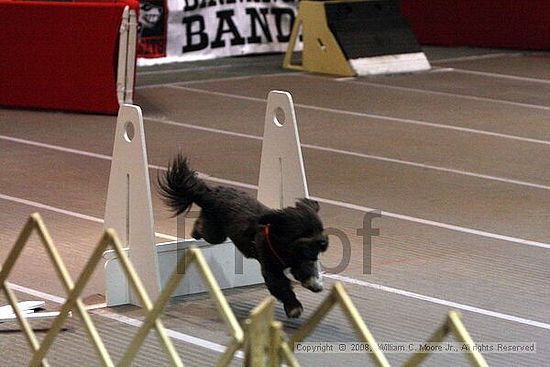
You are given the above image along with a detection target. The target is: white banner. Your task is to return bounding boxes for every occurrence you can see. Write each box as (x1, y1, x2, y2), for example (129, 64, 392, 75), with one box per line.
(139, 0, 299, 65)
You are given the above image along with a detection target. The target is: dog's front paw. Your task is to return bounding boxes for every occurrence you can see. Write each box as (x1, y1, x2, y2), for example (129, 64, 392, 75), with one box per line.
(284, 302, 303, 318)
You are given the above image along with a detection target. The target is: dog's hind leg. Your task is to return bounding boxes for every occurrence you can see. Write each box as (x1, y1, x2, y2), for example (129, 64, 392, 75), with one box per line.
(193, 212, 226, 244)
(262, 269, 303, 318)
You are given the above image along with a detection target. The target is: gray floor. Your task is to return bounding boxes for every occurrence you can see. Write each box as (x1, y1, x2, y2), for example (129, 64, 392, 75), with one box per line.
(1, 47, 550, 366)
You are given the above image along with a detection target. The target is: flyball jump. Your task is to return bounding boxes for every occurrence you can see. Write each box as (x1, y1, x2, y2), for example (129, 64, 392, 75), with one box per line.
(103, 91, 324, 317)
(284, 0, 430, 76)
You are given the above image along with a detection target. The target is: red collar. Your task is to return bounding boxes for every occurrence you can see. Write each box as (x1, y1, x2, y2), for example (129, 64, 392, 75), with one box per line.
(264, 224, 286, 267)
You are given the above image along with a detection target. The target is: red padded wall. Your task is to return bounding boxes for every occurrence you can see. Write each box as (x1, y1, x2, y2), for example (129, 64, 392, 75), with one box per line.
(402, 0, 550, 50)
(0, 1, 138, 114)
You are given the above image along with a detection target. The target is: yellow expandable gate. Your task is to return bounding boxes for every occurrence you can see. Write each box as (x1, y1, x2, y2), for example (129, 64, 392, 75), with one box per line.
(404, 311, 489, 367)
(1, 214, 489, 367)
(289, 282, 391, 366)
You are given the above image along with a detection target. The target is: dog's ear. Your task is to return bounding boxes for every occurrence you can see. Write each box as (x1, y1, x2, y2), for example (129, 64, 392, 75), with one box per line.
(296, 198, 320, 212)
(258, 210, 285, 227)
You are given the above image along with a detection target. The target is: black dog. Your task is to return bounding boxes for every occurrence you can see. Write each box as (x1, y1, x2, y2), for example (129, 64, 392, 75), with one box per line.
(158, 154, 329, 318)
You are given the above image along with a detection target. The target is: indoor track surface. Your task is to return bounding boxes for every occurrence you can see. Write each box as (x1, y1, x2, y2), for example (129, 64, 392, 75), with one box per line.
(1, 47, 550, 366)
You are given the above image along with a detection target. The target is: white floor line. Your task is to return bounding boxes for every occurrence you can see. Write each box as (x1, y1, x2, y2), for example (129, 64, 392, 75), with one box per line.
(301, 143, 550, 191)
(450, 68, 550, 84)
(0, 134, 257, 191)
(0, 193, 104, 224)
(3, 183, 549, 252)
(2, 135, 550, 249)
(95, 309, 244, 357)
(3, 194, 550, 330)
(138, 64, 237, 76)
(145, 117, 262, 141)
(143, 117, 550, 192)
(427, 67, 455, 73)
(0, 193, 177, 242)
(323, 274, 550, 331)
(15, 108, 541, 193)
(8, 282, 66, 304)
(85, 303, 108, 311)
(0, 134, 114, 161)
(9, 117, 550, 193)
(312, 196, 550, 250)
(430, 52, 523, 64)
(136, 72, 295, 90)
(136, 81, 194, 90)
(137, 59, 278, 76)
(183, 73, 298, 84)
(136, 75, 259, 90)
(344, 80, 550, 112)
(8, 267, 550, 346)
(335, 77, 357, 81)
(7, 282, 240, 358)
(169, 85, 550, 147)
(195, 173, 257, 190)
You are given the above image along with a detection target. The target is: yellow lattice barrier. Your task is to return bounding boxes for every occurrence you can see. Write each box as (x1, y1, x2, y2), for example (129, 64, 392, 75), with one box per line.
(403, 311, 489, 367)
(119, 243, 244, 367)
(0, 213, 183, 367)
(0, 213, 245, 367)
(239, 282, 390, 367)
(1, 214, 489, 367)
(288, 282, 391, 367)
(243, 285, 489, 367)
(243, 297, 299, 367)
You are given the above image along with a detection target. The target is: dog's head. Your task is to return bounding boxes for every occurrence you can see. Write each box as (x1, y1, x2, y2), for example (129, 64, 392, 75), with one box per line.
(258, 198, 329, 292)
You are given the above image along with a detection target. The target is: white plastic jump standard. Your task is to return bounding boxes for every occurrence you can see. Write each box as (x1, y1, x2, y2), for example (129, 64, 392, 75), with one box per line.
(104, 91, 309, 306)
(104, 104, 160, 305)
(258, 91, 308, 208)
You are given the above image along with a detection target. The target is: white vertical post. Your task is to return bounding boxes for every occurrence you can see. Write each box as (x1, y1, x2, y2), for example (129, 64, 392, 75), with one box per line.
(257, 91, 309, 209)
(125, 9, 137, 104)
(116, 6, 129, 105)
(104, 104, 160, 306)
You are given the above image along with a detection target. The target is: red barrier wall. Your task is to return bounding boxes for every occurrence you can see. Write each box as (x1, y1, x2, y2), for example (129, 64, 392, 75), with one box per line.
(401, 0, 550, 50)
(0, 0, 138, 114)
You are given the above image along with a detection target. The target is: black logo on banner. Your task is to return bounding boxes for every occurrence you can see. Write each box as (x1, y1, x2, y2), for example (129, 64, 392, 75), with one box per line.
(138, 0, 168, 57)
(181, 0, 296, 53)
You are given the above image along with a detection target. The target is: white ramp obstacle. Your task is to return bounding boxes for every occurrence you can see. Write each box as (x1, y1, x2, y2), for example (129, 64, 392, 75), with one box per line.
(283, 0, 430, 76)
(103, 91, 309, 306)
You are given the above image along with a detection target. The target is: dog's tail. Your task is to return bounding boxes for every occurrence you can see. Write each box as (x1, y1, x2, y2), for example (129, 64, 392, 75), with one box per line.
(157, 154, 211, 215)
